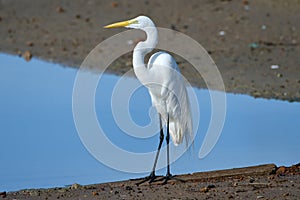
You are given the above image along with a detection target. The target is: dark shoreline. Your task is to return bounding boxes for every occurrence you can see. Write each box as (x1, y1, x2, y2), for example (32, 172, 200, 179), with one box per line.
(2, 163, 299, 199)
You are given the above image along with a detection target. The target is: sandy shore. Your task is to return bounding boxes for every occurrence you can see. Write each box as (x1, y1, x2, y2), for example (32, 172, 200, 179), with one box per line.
(0, 0, 299, 101)
(2, 163, 299, 199)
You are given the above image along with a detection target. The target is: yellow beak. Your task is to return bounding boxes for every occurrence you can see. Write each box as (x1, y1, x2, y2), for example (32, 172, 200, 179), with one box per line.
(104, 19, 137, 28)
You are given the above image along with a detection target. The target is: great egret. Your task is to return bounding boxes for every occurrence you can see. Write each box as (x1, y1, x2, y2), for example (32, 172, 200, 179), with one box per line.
(104, 16, 193, 184)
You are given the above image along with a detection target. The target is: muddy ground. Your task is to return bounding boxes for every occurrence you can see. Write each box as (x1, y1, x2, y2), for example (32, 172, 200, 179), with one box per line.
(0, 0, 300, 101)
(2, 164, 300, 199)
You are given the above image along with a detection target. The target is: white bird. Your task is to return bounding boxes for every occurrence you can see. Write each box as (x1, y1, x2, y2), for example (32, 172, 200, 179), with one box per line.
(104, 16, 193, 184)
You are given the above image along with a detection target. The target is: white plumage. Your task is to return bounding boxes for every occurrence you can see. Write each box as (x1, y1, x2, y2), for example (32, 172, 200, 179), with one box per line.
(105, 15, 193, 183)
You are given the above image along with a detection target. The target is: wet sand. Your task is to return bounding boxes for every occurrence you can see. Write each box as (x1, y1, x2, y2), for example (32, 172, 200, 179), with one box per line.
(0, 0, 299, 101)
(3, 164, 300, 199)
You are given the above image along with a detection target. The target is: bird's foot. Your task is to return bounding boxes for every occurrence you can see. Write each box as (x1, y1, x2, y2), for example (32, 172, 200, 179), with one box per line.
(158, 173, 186, 185)
(133, 172, 161, 186)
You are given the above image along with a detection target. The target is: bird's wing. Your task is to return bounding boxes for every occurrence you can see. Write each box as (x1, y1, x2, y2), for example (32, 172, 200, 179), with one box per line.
(147, 51, 193, 146)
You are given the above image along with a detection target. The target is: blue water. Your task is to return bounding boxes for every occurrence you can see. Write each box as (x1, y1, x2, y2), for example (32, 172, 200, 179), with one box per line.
(0, 53, 299, 191)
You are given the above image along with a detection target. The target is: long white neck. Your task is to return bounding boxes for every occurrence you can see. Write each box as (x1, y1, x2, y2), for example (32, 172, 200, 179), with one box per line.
(132, 26, 158, 84)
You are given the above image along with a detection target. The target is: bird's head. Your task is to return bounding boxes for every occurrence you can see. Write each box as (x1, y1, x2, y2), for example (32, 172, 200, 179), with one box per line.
(104, 16, 155, 30)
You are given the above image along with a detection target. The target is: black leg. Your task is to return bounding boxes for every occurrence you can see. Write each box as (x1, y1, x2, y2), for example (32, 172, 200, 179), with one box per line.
(135, 114, 164, 185)
(163, 114, 173, 183)
(151, 114, 164, 175)
(166, 113, 171, 177)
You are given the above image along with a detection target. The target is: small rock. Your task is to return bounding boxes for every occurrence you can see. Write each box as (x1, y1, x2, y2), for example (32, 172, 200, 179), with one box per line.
(249, 177, 255, 183)
(22, 51, 32, 61)
(276, 73, 283, 78)
(276, 166, 286, 175)
(270, 65, 279, 69)
(26, 41, 34, 47)
(0, 16, 2, 22)
(171, 24, 177, 30)
(92, 191, 99, 196)
(261, 25, 267, 30)
(75, 14, 81, 19)
(243, 0, 249, 5)
(207, 184, 215, 189)
(219, 30, 225, 36)
(244, 5, 250, 11)
(83, 185, 96, 190)
(249, 42, 259, 50)
(0, 191, 6, 198)
(200, 187, 209, 193)
(16, 50, 22, 56)
(283, 193, 289, 197)
(125, 186, 133, 190)
(111, 2, 118, 7)
(257, 195, 264, 199)
(56, 6, 65, 13)
(70, 183, 81, 190)
(57, 188, 68, 193)
(29, 190, 40, 196)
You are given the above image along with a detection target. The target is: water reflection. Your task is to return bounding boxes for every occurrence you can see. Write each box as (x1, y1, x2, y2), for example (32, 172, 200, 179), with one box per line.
(0, 54, 299, 191)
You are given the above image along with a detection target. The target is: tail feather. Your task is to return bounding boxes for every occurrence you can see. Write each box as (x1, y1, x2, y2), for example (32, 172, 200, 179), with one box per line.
(169, 122, 182, 146)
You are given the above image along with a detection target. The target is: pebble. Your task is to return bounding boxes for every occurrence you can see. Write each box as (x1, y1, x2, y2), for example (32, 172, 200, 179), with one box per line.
(58, 188, 68, 193)
(270, 65, 279, 69)
(29, 190, 40, 196)
(70, 183, 81, 190)
(92, 191, 99, 196)
(56, 6, 65, 13)
(0, 191, 6, 198)
(125, 186, 133, 190)
(257, 195, 264, 199)
(22, 51, 32, 61)
(249, 177, 255, 183)
(244, 5, 250, 11)
(26, 41, 34, 47)
(219, 30, 225, 36)
(249, 42, 259, 49)
(261, 25, 267, 30)
(277, 166, 287, 175)
(111, 2, 119, 7)
(200, 187, 209, 193)
(276, 73, 283, 78)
